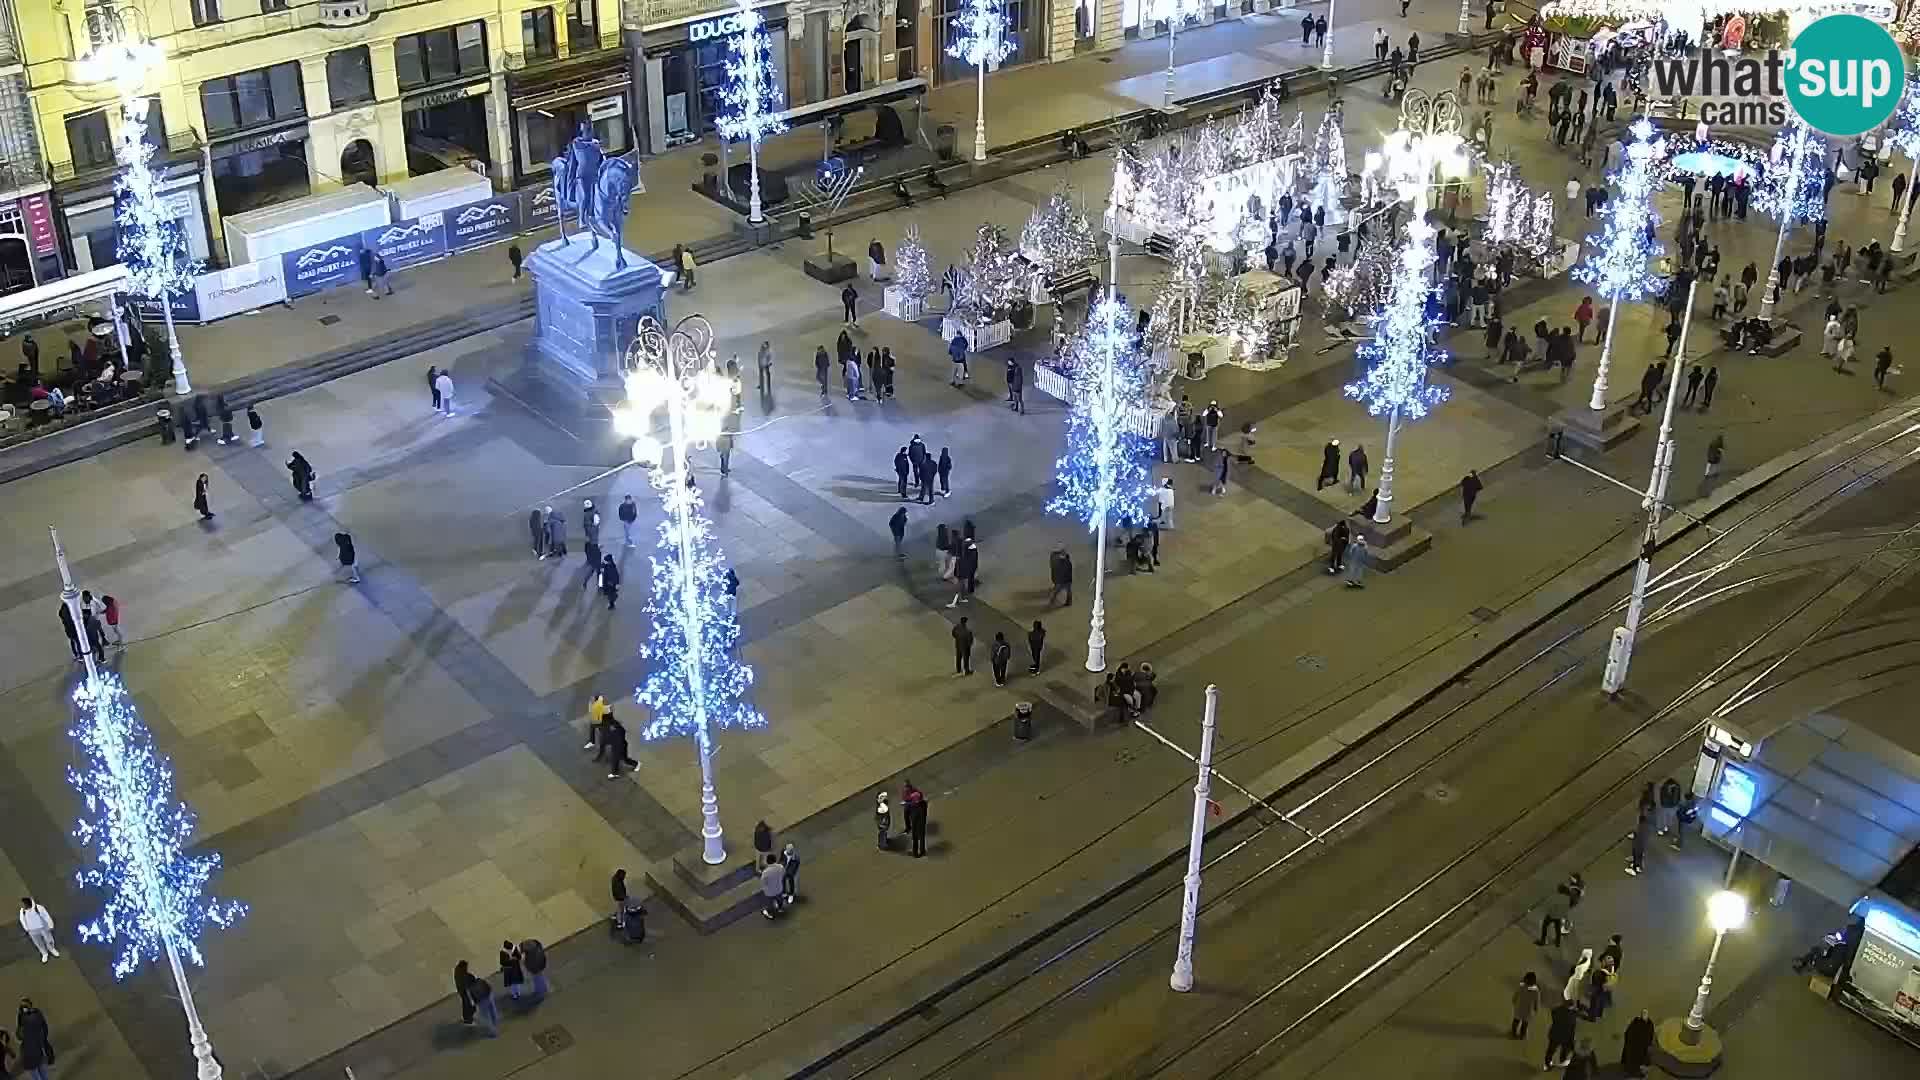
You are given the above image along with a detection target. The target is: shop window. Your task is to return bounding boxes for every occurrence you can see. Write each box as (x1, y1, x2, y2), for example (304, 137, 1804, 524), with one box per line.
(260, 0, 290, 11)
(567, 0, 598, 43)
(200, 61, 306, 137)
(66, 110, 113, 169)
(520, 99, 627, 175)
(328, 47, 376, 109)
(395, 21, 490, 91)
(140, 97, 167, 153)
(191, 0, 222, 26)
(522, 7, 557, 59)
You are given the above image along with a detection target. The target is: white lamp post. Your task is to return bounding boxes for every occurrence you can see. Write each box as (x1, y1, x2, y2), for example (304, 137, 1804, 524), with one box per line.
(1148, 0, 1189, 109)
(714, 0, 787, 226)
(1601, 276, 1697, 696)
(1758, 122, 1817, 322)
(947, 0, 1016, 162)
(1885, 78, 1920, 253)
(1321, 0, 1339, 69)
(615, 315, 763, 866)
(1169, 684, 1219, 992)
(1354, 90, 1470, 526)
(1683, 890, 1749, 1042)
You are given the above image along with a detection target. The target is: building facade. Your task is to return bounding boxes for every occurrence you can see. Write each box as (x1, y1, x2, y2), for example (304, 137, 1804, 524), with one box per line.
(17, 0, 625, 274)
(0, 0, 54, 293)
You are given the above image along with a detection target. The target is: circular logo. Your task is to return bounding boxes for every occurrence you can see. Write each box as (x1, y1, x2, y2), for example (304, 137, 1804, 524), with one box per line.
(1785, 14, 1906, 137)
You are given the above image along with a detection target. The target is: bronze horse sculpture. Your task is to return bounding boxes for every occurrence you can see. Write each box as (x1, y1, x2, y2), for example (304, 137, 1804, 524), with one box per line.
(550, 124, 641, 270)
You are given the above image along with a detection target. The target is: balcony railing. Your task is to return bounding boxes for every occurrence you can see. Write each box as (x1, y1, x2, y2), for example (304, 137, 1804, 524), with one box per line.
(0, 157, 44, 194)
(504, 31, 621, 74)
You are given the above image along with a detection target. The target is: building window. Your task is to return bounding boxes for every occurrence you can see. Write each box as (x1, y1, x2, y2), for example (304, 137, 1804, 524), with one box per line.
(65, 109, 113, 170)
(327, 47, 375, 109)
(522, 7, 557, 58)
(191, 0, 222, 26)
(394, 21, 489, 91)
(199, 61, 307, 137)
(140, 97, 167, 153)
(567, 0, 598, 43)
(260, 0, 290, 11)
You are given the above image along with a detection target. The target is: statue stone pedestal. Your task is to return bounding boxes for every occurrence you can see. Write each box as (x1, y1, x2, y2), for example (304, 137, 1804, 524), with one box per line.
(519, 232, 665, 405)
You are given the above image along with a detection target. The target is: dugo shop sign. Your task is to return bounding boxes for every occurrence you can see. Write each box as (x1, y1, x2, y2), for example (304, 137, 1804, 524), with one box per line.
(689, 11, 754, 42)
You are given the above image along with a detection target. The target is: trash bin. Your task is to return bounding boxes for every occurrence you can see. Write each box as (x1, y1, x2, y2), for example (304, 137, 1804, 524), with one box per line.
(155, 406, 175, 445)
(1013, 702, 1034, 740)
(935, 124, 958, 161)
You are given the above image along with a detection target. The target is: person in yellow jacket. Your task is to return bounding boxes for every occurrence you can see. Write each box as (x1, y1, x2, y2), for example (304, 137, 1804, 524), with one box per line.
(584, 693, 609, 751)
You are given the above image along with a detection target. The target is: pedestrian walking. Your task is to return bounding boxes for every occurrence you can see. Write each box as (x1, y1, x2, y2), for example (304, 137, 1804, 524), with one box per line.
(1327, 518, 1350, 574)
(756, 340, 774, 393)
(1006, 356, 1026, 413)
(101, 593, 124, 646)
(1876, 346, 1894, 389)
(599, 554, 621, 611)
(469, 972, 499, 1036)
(938, 447, 954, 498)
(841, 283, 859, 324)
(288, 451, 316, 500)
(1156, 477, 1176, 528)
(544, 506, 568, 558)
(435, 368, 455, 416)
(603, 712, 635, 778)
(1585, 956, 1614, 1019)
(618, 494, 638, 546)
(1700, 365, 1719, 410)
(581, 537, 603, 590)
(1316, 439, 1341, 489)
(334, 532, 360, 583)
(1625, 808, 1651, 874)
(1460, 469, 1482, 523)
(1703, 433, 1725, 489)
(990, 632, 1012, 685)
(581, 499, 601, 549)
(717, 430, 735, 473)
(814, 345, 831, 397)
(17, 898, 57, 963)
(1049, 546, 1073, 606)
(905, 781, 930, 857)
(508, 244, 524, 280)
(215, 394, 235, 445)
(952, 616, 975, 675)
(1212, 447, 1230, 495)
(17, 998, 53, 1080)
(1682, 364, 1704, 407)
(1621, 1010, 1655, 1077)
(1344, 534, 1368, 588)
(948, 332, 970, 385)
(529, 506, 548, 558)
(1027, 619, 1046, 673)
(1202, 401, 1222, 450)
(782, 841, 801, 903)
(874, 790, 892, 849)
(244, 402, 266, 447)
(520, 938, 549, 996)
(499, 940, 525, 1000)
(1562, 946, 1594, 1007)
(193, 473, 213, 520)
(888, 506, 908, 558)
(1510, 972, 1540, 1038)
(57, 603, 80, 660)
(1347, 443, 1368, 493)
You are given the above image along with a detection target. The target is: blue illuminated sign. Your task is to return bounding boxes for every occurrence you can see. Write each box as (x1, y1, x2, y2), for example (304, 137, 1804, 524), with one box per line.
(1710, 764, 1756, 829)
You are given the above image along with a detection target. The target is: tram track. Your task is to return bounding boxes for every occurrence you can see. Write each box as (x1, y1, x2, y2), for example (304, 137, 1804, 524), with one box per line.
(784, 418, 1920, 1080)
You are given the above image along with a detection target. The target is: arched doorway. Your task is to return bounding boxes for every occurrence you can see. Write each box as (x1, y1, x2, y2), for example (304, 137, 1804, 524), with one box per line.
(844, 15, 877, 93)
(0, 235, 32, 296)
(341, 139, 377, 188)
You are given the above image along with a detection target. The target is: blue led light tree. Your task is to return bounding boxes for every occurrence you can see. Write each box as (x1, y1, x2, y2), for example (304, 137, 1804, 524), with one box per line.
(614, 315, 766, 865)
(1343, 213, 1450, 526)
(51, 527, 241, 1080)
(714, 0, 787, 225)
(1753, 118, 1825, 320)
(1571, 118, 1667, 411)
(1047, 295, 1157, 672)
(1888, 79, 1920, 252)
(116, 90, 200, 394)
(947, 0, 1015, 162)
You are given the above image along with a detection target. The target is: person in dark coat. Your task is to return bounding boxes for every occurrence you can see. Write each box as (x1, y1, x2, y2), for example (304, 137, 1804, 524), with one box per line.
(335, 532, 360, 583)
(937, 447, 954, 498)
(528, 507, 547, 558)
(428, 365, 442, 410)
(989, 632, 1012, 686)
(288, 451, 316, 500)
(499, 940, 526, 1000)
(1049, 547, 1073, 606)
(814, 346, 831, 397)
(1027, 619, 1046, 674)
(453, 962, 478, 1024)
(894, 447, 911, 499)
(193, 473, 213, 520)
(16, 998, 52, 1080)
(1460, 469, 1483, 523)
(1620, 1010, 1656, 1077)
(904, 781, 929, 857)
(598, 554, 620, 611)
(215, 394, 235, 445)
(1316, 439, 1341, 489)
(1561, 1036, 1599, 1079)
(57, 603, 81, 660)
(603, 714, 635, 778)
(1327, 519, 1350, 574)
(1542, 1000, 1577, 1070)
(952, 616, 975, 675)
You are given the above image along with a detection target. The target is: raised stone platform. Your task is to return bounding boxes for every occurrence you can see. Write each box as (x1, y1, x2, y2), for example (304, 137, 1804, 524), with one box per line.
(1650, 1016, 1725, 1076)
(1552, 383, 1643, 452)
(1353, 512, 1432, 572)
(522, 231, 666, 404)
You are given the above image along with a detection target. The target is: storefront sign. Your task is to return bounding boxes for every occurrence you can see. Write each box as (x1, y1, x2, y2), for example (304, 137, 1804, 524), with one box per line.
(216, 125, 309, 158)
(194, 259, 287, 321)
(445, 195, 522, 252)
(362, 212, 449, 270)
(281, 236, 365, 298)
(645, 0, 770, 30)
(131, 288, 202, 325)
(524, 183, 559, 227)
(404, 81, 489, 112)
(19, 194, 55, 256)
(689, 11, 754, 41)
(588, 95, 626, 121)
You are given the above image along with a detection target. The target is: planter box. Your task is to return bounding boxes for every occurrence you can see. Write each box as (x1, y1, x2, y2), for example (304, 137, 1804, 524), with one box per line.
(940, 315, 1011, 353)
(1033, 361, 1167, 437)
(883, 286, 928, 321)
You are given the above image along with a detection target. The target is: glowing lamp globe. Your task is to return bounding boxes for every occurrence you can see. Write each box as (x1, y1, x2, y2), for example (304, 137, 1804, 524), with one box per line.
(625, 367, 671, 409)
(630, 434, 663, 465)
(1706, 890, 1748, 933)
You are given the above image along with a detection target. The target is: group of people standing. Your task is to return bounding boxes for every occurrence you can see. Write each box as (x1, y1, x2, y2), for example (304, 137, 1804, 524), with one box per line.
(528, 500, 625, 611)
(55, 590, 123, 661)
(818, 332, 898, 402)
(452, 939, 548, 1037)
(893, 434, 955, 504)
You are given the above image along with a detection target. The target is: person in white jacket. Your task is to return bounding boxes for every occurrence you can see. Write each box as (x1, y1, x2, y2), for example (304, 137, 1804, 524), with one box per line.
(18, 896, 57, 962)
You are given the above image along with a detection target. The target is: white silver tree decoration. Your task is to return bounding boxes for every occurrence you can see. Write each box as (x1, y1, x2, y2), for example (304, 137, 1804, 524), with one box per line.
(1322, 230, 1396, 322)
(612, 316, 767, 866)
(956, 223, 1028, 334)
(713, 0, 787, 225)
(1021, 188, 1098, 284)
(1485, 160, 1558, 269)
(1304, 106, 1349, 223)
(895, 223, 933, 302)
(947, 0, 1016, 162)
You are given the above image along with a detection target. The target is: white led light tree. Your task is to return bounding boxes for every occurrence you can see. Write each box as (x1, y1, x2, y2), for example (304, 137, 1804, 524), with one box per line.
(51, 527, 241, 1080)
(948, 0, 1016, 162)
(613, 316, 768, 865)
(1048, 294, 1157, 672)
(1888, 79, 1920, 253)
(714, 0, 787, 225)
(1571, 119, 1667, 410)
(1754, 118, 1825, 320)
(1344, 214, 1451, 527)
(1021, 189, 1098, 284)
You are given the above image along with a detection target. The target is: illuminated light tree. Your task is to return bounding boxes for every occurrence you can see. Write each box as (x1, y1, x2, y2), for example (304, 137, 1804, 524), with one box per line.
(895, 223, 933, 303)
(116, 97, 199, 395)
(1021, 188, 1098, 284)
(1886, 78, 1920, 252)
(52, 523, 242, 1080)
(614, 316, 767, 865)
(1322, 231, 1396, 322)
(947, 0, 1016, 163)
(1048, 294, 1157, 671)
(1344, 214, 1450, 526)
(956, 223, 1028, 336)
(714, 0, 787, 225)
(1304, 106, 1349, 223)
(1572, 118, 1666, 411)
(1752, 117, 1825, 320)
(1484, 161, 1558, 268)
